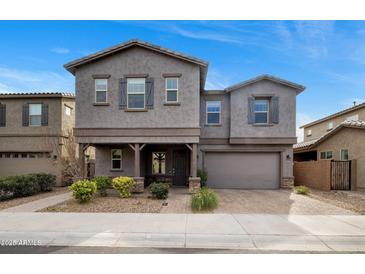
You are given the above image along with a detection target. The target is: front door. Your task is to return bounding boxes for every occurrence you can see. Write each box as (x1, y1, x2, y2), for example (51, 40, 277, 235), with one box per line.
(173, 150, 186, 186)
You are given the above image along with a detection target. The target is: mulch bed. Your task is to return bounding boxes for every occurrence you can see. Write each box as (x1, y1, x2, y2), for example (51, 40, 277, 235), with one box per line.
(0, 187, 69, 211)
(40, 193, 164, 213)
(309, 190, 365, 214)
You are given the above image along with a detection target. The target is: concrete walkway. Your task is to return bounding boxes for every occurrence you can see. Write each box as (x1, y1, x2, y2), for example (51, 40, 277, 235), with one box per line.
(1, 192, 72, 212)
(0, 212, 365, 252)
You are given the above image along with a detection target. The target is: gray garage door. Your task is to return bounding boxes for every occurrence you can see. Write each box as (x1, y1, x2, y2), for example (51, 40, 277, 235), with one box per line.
(205, 152, 280, 189)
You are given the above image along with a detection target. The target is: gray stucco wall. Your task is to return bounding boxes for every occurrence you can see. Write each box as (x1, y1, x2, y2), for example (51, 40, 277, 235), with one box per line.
(75, 46, 201, 129)
(230, 80, 297, 138)
(200, 92, 230, 138)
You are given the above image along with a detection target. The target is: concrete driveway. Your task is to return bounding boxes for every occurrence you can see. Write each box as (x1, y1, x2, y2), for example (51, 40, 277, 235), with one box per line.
(162, 188, 355, 215)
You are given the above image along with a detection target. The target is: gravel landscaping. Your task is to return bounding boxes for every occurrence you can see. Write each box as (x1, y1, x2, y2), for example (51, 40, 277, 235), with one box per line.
(0, 187, 69, 211)
(309, 189, 365, 214)
(40, 192, 164, 213)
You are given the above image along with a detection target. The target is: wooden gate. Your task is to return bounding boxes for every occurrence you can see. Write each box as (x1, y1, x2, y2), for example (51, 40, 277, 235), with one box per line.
(330, 160, 351, 190)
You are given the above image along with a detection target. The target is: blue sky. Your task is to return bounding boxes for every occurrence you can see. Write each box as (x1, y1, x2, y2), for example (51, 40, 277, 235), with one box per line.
(0, 20, 364, 139)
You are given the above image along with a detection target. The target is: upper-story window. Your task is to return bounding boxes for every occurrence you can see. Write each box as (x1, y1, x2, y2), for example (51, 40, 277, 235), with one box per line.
(0, 103, 5, 127)
(165, 78, 178, 102)
(307, 129, 312, 136)
(95, 79, 108, 103)
(206, 101, 221, 125)
(29, 103, 42, 126)
(127, 78, 145, 109)
(65, 105, 72, 116)
(254, 99, 269, 124)
(328, 121, 334, 130)
(320, 151, 333, 159)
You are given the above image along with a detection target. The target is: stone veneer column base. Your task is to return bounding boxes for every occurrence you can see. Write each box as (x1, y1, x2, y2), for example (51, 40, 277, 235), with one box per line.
(188, 177, 201, 194)
(132, 177, 144, 193)
(281, 177, 294, 189)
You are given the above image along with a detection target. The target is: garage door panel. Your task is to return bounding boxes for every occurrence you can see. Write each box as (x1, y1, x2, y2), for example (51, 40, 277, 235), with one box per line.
(205, 152, 280, 189)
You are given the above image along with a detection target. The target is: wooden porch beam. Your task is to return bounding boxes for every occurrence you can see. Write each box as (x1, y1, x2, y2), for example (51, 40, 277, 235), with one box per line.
(139, 144, 146, 151)
(185, 144, 192, 151)
(128, 143, 136, 151)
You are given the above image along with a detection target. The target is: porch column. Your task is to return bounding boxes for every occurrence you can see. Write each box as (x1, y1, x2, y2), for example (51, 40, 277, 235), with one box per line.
(134, 143, 140, 177)
(132, 143, 144, 193)
(190, 143, 198, 177)
(78, 143, 85, 179)
(189, 143, 200, 193)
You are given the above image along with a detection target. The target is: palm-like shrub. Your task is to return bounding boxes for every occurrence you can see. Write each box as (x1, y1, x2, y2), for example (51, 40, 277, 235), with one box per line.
(112, 176, 135, 198)
(191, 187, 218, 211)
(69, 179, 97, 203)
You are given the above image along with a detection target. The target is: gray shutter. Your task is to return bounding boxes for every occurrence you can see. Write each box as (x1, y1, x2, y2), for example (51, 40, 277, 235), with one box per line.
(248, 97, 255, 124)
(271, 96, 279, 124)
(0, 104, 5, 127)
(145, 77, 154, 109)
(41, 103, 48, 126)
(22, 103, 29, 126)
(120, 78, 127, 109)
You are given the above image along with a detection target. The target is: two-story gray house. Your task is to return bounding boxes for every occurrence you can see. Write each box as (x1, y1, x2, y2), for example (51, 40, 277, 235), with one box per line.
(64, 39, 305, 192)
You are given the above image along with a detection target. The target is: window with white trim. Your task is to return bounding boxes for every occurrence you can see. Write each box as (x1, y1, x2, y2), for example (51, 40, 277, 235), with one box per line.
(320, 151, 333, 159)
(127, 78, 145, 109)
(254, 99, 269, 124)
(111, 149, 122, 170)
(307, 129, 312, 136)
(29, 103, 42, 126)
(65, 105, 72, 116)
(340, 149, 349, 160)
(328, 121, 334, 130)
(206, 101, 221, 125)
(152, 152, 166, 174)
(165, 78, 178, 102)
(95, 79, 108, 103)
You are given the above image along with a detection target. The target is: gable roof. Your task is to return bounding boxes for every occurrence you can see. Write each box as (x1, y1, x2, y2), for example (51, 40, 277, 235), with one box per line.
(64, 39, 209, 89)
(224, 74, 305, 93)
(294, 120, 365, 151)
(0, 92, 74, 99)
(300, 101, 365, 129)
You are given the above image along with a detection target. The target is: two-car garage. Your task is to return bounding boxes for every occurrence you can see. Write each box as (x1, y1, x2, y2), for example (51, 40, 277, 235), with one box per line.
(204, 152, 281, 189)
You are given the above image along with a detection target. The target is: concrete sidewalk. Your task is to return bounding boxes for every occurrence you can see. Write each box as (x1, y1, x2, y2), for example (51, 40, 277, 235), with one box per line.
(0, 213, 365, 252)
(1, 192, 72, 213)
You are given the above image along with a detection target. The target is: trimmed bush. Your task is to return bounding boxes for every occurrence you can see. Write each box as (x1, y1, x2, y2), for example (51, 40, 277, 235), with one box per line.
(197, 168, 208, 187)
(94, 176, 110, 196)
(294, 185, 310, 195)
(0, 173, 56, 201)
(112, 176, 135, 198)
(191, 187, 218, 211)
(69, 179, 97, 203)
(34, 173, 56, 192)
(149, 182, 169, 199)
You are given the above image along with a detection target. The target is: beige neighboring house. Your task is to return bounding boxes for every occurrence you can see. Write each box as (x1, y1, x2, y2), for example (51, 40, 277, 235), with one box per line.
(0, 92, 76, 186)
(294, 102, 365, 189)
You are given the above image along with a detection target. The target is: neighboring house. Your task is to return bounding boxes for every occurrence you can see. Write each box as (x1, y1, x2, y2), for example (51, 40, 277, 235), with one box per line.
(64, 39, 304, 191)
(0, 92, 75, 185)
(294, 102, 365, 189)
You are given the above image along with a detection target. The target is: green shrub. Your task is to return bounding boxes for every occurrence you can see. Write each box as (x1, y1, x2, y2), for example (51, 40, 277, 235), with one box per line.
(94, 176, 110, 196)
(294, 185, 310, 195)
(69, 179, 97, 203)
(197, 168, 208, 187)
(33, 173, 56, 192)
(149, 182, 169, 199)
(191, 187, 218, 211)
(112, 176, 134, 198)
(0, 173, 56, 200)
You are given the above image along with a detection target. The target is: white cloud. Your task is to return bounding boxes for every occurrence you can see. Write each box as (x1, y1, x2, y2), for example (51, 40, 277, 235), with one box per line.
(51, 47, 70, 54)
(205, 69, 232, 90)
(0, 66, 74, 92)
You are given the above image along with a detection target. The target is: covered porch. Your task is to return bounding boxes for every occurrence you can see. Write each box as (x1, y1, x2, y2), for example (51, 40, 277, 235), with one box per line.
(80, 142, 200, 192)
